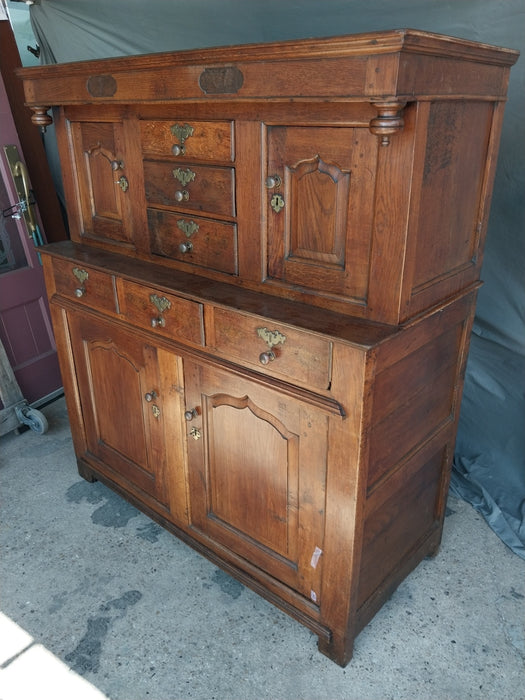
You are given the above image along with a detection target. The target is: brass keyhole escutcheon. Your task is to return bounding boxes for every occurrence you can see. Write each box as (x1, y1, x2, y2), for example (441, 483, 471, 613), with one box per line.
(151, 404, 161, 419)
(190, 427, 202, 440)
(270, 193, 285, 214)
(115, 175, 129, 192)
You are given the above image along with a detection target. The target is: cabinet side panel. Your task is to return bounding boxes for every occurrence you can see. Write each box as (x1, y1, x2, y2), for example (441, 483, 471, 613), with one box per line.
(367, 291, 476, 489)
(358, 436, 450, 610)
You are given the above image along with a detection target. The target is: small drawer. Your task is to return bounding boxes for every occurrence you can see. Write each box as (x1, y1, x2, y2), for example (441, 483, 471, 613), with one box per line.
(147, 209, 238, 275)
(140, 120, 234, 162)
(144, 160, 235, 217)
(118, 279, 204, 346)
(51, 259, 117, 314)
(206, 307, 332, 390)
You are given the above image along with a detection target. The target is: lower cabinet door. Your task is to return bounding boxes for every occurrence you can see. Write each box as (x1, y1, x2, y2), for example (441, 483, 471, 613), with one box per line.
(68, 311, 188, 522)
(184, 358, 329, 604)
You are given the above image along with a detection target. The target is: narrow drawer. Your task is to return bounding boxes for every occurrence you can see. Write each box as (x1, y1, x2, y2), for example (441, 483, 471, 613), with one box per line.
(140, 120, 234, 162)
(205, 307, 332, 390)
(51, 258, 117, 313)
(144, 160, 235, 217)
(147, 210, 238, 275)
(118, 279, 204, 346)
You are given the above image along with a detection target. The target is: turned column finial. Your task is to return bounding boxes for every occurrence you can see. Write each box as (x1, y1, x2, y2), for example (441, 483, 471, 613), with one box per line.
(369, 101, 407, 146)
(30, 106, 53, 130)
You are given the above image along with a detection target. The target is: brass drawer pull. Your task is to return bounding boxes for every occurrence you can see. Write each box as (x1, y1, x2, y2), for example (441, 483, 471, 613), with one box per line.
(259, 350, 276, 365)
(72, 267, 88, 297)
(256, 327, 286, 365)
(179, 241, 193, 254)
(170, 122, 194, 156)
(174, 189, 190, 202)
(150, 293, 171, 328)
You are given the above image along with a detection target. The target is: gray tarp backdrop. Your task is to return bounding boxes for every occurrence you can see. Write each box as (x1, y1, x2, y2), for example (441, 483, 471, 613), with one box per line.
(26, 0, 525, 557)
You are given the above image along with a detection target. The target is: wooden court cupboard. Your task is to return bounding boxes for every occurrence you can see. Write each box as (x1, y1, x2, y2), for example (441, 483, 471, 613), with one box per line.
(19, 29, 518, 665)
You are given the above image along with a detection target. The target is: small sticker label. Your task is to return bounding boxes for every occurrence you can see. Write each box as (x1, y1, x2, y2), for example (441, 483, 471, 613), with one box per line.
(310, 546, 322, 569)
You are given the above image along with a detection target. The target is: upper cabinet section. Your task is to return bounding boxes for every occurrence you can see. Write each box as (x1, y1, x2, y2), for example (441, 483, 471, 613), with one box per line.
(18, 30, 518, 324)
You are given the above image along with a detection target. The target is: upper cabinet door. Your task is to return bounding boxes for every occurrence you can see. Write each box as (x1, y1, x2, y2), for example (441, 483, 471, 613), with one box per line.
(265, 125, 378, 306)
(60, 113, 137, 250)
(184, 358, 331, 605)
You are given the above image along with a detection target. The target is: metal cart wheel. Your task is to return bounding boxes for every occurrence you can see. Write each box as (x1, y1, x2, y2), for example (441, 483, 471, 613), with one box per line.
(16, 406, 49, 434)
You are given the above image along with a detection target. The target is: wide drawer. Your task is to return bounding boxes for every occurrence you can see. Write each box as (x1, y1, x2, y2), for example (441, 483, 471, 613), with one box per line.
(140, 120, 234, 162)
(117, 279, 204, 346)
(51, 258, 117, 314)
(147, 209, 238, 275)
(144, 160, 235, 217)
(205, 307, 332, 390)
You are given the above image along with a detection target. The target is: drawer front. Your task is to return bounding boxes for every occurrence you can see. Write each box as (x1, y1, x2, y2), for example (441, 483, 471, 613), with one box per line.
(140, 120, 234, 162)
(144, 160, 235, 217)
(206, 307, 332, 390)
(147, 210, 238, 275)
(118, 279, 204, 346)
(51, 258, 117, 313)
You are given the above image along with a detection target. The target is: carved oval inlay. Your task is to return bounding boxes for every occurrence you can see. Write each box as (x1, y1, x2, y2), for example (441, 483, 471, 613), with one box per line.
(87, 74, 117, 98)
(199, 66, 244, 95)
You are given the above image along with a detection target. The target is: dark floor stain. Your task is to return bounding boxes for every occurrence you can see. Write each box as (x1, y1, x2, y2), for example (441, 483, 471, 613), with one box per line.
(211, 568, 243, 600)
(66, 480, 139, 528)
(65, 590, 142, 675)
(66, 480, 106, 506)
(100, 590, 142, 613)
(136, 522, 163, 542)
(90, 497, 139, 528)
(65, 615, 111, 674)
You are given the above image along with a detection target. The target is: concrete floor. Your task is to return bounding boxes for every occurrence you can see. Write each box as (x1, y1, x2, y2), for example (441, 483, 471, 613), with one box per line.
(1, 396, 524, 700)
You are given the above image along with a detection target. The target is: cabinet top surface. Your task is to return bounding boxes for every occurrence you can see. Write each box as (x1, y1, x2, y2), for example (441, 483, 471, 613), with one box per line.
(18, 28, 518, 106)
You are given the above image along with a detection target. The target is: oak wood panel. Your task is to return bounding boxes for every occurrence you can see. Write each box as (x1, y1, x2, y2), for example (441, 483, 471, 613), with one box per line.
(367, 320, 464, 488)
(358, 435, 451, 610)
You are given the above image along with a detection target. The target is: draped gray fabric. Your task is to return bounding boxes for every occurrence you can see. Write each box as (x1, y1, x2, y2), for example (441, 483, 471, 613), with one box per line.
(29, 0, 525, 557)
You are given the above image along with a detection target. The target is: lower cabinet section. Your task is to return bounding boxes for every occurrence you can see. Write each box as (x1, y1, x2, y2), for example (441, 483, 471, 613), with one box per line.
(45, 251, 476, 666)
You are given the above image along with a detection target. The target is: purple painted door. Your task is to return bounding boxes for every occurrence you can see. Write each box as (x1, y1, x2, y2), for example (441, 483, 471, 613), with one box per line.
(0, 72, 61, 405)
